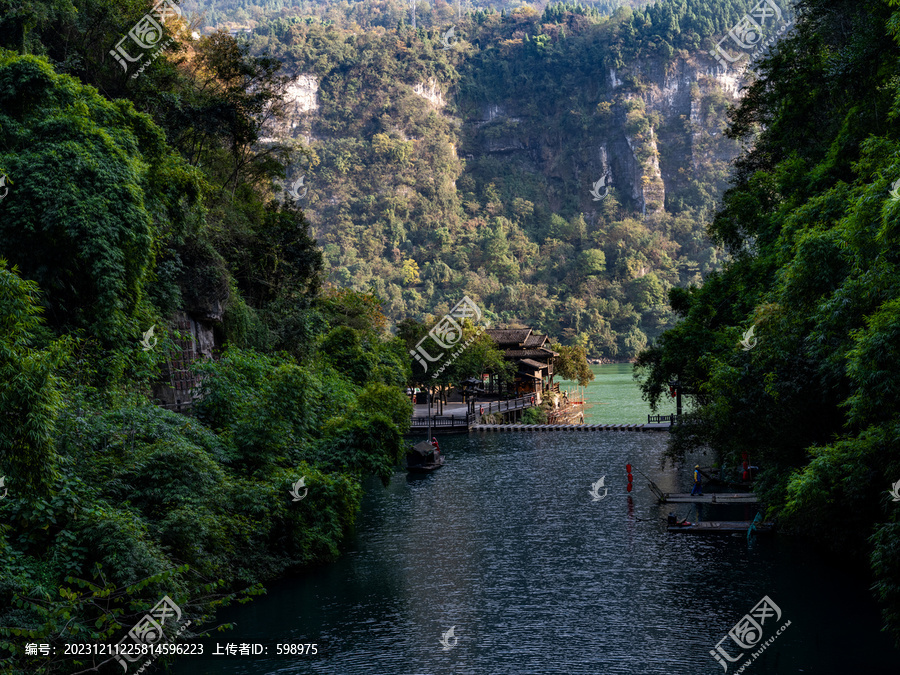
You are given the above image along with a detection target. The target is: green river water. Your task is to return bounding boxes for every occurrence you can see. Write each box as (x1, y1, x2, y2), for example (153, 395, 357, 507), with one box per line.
(557, 363, 684, 424)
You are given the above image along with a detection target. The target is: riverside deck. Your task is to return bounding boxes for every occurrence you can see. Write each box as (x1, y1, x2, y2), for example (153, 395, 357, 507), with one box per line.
(407, 397, 675, 434)
(667, 520, 775, 535)
(662, 493, 759, 503)
(471, 422, 670, 432)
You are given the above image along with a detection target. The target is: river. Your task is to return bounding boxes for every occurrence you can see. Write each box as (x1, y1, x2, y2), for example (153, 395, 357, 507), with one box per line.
(173, 427, 897, 674)
(557, 363, 688, 424)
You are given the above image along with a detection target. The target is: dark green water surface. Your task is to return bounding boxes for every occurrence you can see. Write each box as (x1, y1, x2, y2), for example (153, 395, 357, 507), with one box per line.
(173, 431, 897, 674)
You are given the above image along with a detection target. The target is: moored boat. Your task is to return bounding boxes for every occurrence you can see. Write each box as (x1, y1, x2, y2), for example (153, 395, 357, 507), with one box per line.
(406, 439, 444, 473)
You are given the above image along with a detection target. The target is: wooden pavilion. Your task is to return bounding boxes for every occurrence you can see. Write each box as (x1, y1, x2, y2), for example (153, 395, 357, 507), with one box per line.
(483, 328, 557, 399)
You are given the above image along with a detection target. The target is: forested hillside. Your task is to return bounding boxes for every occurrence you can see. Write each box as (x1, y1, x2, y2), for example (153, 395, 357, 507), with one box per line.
(637, 0, 900, 645)
(182, 0, 637, 31)
(195, 0, 776, 359)
(0, 1, 414, 671)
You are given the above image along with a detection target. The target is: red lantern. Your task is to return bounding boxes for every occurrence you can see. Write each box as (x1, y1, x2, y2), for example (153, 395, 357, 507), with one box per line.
(626, 463, 633, 492)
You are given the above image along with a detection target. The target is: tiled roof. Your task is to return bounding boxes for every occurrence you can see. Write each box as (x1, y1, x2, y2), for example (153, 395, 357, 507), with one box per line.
(484, 328, 532, 346)
(523, 333, 548, 348)
(504, 349, 552, 358)
(519, 358, 549, 370)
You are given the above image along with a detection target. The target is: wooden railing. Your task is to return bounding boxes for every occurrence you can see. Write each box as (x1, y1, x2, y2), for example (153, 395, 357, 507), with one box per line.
(409, 395, 538, 430)
(648, 414, 679, 423)
(476, 395, 536, 420)
(409, 413, 475, 428)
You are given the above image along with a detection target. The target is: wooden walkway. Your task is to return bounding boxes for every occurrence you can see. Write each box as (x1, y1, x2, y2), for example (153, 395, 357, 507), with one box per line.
(668, 520, 774, 534)
(662, 493, 759, 503)
(470, 423, 670, 432)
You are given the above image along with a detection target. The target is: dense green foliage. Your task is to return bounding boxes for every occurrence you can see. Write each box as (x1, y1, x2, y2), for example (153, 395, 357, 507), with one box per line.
(636, 0, 900, 644)
(181, 0, 640, 31)
(0, 3, 413, 671)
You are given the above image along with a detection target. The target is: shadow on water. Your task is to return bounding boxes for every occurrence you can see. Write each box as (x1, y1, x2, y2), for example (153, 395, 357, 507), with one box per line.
(173, 432, 898, 674)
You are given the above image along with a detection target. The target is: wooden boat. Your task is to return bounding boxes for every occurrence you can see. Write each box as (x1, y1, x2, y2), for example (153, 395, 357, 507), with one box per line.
(406, 440, 445, 473)
(667, 520, 775, 534)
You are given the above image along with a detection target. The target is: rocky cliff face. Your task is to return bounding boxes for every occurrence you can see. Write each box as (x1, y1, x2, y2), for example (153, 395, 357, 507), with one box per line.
(260, 72, 321, 143)
(463, 56, 744, 219)
(266, 56, 742, 221)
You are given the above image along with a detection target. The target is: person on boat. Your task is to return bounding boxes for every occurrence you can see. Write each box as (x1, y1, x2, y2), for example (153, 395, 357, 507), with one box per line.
(691, 465, 703, 496)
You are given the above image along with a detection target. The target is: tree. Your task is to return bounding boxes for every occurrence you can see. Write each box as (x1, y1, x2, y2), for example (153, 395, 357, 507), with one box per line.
(446, 325, 515, 386)
(551, 341, 594, 386)
(0, 261, 63, 497)
(401, 258, 421, 285)
(0, 52, 202, 343)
